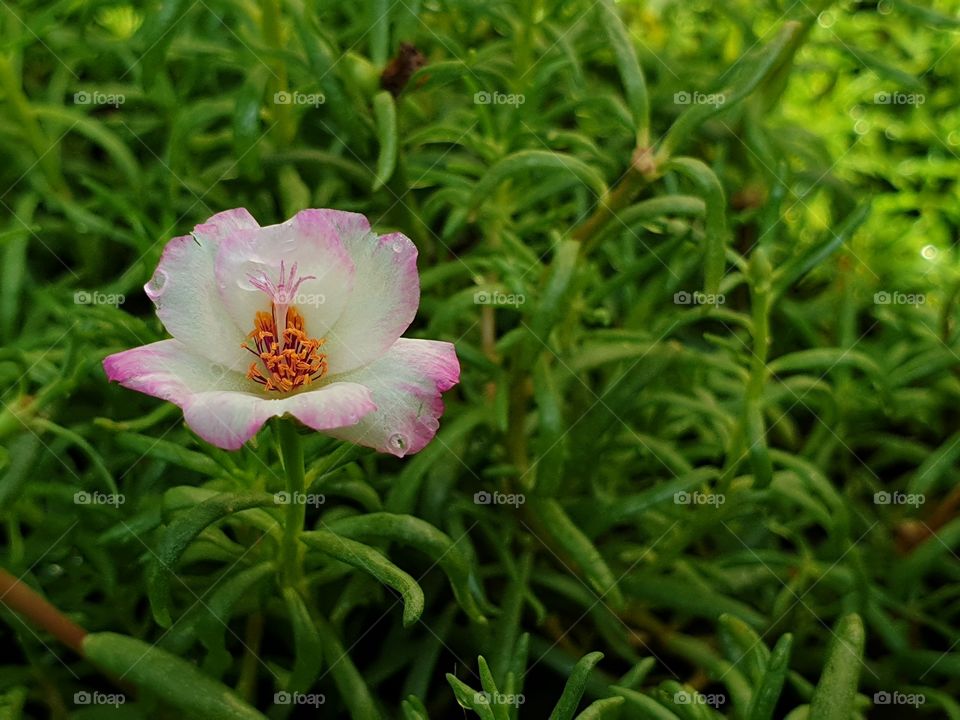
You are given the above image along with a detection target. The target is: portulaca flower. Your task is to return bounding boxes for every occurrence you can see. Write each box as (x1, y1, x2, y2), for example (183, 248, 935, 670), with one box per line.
(103, 209, 459, 456)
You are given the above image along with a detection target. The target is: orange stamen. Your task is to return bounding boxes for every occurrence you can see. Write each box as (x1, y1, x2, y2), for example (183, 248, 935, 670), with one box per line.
(244, 307, 327, 392)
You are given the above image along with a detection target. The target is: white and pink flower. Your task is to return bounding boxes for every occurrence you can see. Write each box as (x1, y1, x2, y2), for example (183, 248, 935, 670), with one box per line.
(103, 208, 459, 456)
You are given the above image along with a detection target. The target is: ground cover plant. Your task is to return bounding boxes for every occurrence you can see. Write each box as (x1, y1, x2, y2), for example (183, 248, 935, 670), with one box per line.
(2, 0, 960, 717)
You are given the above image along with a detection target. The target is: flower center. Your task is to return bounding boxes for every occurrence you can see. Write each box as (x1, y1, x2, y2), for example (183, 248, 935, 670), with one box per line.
(243, 262, 327, 393)
(244, 306, 328, 392)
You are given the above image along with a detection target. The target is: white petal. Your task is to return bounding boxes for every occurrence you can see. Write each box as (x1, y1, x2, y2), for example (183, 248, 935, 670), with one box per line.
(104, 339, 376, 451)
(323, 231, 420, 374)
(145, 209, 259, 370)
(324, 338, 459, 457)
(213, 209, 358, 342)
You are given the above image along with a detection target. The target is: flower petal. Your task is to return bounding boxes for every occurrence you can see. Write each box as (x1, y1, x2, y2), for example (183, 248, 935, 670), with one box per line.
(103, 339, 250, 403)
(214, 209, 359, 341)
(324, 338, 459, 457)
(324, 231, 420, 374)
(183, 384, 375, 450)
(145, 208, 260, 370)
(104, 340, 376, 451)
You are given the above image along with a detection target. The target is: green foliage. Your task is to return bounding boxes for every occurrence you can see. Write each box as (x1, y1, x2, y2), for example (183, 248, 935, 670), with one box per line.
(2, 0, 960, 718)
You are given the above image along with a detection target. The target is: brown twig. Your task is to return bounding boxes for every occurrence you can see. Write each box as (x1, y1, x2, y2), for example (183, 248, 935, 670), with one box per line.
(0, 568, 88, 655)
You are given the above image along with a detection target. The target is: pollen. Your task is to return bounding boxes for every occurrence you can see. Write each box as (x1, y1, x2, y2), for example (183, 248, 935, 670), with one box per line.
(244, 306, 328, 392)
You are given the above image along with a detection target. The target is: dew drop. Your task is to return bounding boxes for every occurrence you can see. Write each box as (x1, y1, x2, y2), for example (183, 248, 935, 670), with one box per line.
(391, 240, 403, 253)
(921, 245, 938, 260)
(388, 432, 408, 452)
(422, 416, 439, 432)
(146, 268, 168, 300)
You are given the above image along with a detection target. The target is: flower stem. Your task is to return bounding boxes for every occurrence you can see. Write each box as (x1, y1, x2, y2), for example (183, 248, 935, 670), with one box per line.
(277, 420, 306, 587)
(0, 568, 87, 655)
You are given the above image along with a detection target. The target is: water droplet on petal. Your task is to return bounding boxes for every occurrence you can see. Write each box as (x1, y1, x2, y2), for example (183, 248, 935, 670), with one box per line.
(146, 268, 168, 300)
(422, 416, 439, 432)
(388, 432, 408, 452)
(391, 240, 403, 253)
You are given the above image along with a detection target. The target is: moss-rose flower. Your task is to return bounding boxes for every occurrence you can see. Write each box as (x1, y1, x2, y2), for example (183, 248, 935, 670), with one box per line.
(103, 209, 459, 456)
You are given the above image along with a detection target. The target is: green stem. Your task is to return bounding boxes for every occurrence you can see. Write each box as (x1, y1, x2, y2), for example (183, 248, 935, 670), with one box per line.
(277, 420, 306, 587)
(259, 0, 294, 144)
(0, 55, 68, 197)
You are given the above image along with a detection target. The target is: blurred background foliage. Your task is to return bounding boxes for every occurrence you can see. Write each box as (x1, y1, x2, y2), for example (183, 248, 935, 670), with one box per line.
(2, 0, 960, 718)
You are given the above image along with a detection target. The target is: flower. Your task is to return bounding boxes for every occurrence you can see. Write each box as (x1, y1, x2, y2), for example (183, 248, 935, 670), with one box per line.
(103, 209, 459, 456)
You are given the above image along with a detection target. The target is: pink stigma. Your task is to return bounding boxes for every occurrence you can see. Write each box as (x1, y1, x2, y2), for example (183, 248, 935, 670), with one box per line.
(248, 260, 316, 350)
